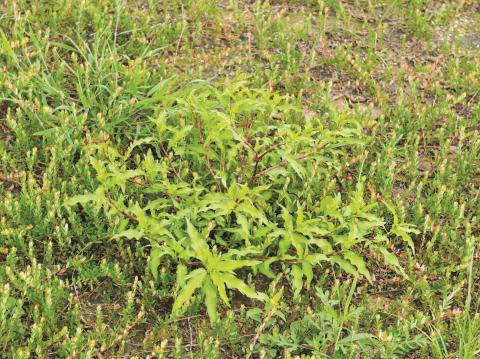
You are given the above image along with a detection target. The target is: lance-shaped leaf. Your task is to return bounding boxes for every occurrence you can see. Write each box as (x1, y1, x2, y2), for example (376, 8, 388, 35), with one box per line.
(210, 272, 229, 306)
(186, 220, 212, 264)
(344, 251, 371, 282)
(331, 256, 357, 277)
(218, 259, 261, 272)
(172, 268, 207, 314)
(377, 246, 405, 276)
(291, 264, 304, 297)
(204, 278, 218, 323)
(150, 245, 175, 280)
(221, 272, 263, 301)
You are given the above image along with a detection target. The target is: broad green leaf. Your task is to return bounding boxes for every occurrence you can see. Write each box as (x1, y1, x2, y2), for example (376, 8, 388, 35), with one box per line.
(297, 220, 330, 236)
(344, 251, 371, 281)
(271, 288, 284, 307)
(221, 272, 262, 301)
(204, 278, 218, 323)
(291, 264, 303, 296)
(296, 204, 304, 226)
(150, 246, 171, 280)
(65, 187, 105, 206)
(172, 268, 207, 314)
(149, 222, 174, 239)
(113, 229, 144, 240)
(281, 207, 294, 232)
(291, 233, 307, 257)
(256, 257, 277, 279)
(176, 264, 188, 289)
(278, 237, 291, 256)
(377, 247, 405, 276)
(391, 228, 416, 254)
(305, 253, 328, 265)
(331, 256, 357, 276)
(223, 246, 261, 258)
(319, 195, 341, 216)
(302, 261, 313, 289)
(186, 220, 212, 263)
(210, 272, 229, 306)
(237, 203, 268, 223)
(311, 238, 333, 254)
(235, 213, 250, 242)
(219, 259, 261, 272)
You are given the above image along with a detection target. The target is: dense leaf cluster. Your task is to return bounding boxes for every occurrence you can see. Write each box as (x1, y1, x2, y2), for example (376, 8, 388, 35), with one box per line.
(69, 81, 411, 321)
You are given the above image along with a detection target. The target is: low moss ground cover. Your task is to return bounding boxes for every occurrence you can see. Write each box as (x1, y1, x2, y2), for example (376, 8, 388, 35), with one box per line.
(1, 1, 479, 357)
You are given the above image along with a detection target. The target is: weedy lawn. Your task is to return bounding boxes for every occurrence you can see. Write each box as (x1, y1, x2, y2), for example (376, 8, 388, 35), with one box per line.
(0, 0, 479, 358)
